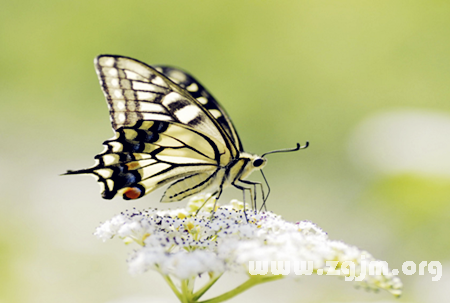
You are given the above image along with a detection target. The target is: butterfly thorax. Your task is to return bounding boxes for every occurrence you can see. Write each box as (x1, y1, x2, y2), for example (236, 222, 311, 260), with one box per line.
(223, 152, 267, 185)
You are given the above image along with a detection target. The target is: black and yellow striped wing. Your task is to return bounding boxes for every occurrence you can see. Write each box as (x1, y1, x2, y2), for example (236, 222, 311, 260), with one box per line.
(66, 55, 239, 202)
(154, 65, 244, 152)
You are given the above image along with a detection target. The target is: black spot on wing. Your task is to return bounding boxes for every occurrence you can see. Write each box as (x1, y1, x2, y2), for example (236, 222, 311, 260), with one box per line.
(122, 140, 145, 153)
(113, 120, 170, 149)
(119, 153, 135, 162)
(150, 121, 169, 133)
(133, 120, 144, 129)
(187, 115, 205, 127)
(133, 129, 159, 143)
(166, 99, 190, 112)
(120, 171, 139, 187)
(99, 164, 142, 199)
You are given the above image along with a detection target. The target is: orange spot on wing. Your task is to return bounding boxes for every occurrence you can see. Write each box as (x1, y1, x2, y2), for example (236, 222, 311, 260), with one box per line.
(126, 162, 140, 170)
(123, 187, 142, 200)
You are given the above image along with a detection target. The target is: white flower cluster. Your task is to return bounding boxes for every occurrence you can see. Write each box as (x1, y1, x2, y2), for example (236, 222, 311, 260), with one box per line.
(94, 195, 402, 296)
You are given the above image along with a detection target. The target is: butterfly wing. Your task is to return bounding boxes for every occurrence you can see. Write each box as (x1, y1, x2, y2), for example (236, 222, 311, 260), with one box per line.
(95, 55, 238, 158)
(66, 55, 239, 202)
(66, 120, 224, 201)
(154, 66, 244, 151)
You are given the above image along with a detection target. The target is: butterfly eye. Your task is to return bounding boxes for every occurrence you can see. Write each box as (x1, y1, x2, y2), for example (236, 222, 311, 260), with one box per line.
(253, 158, 264, 167)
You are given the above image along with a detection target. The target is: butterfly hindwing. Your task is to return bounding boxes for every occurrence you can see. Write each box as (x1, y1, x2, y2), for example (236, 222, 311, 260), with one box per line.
(161, 170, 225, 203)
(67, 120, 224, 200)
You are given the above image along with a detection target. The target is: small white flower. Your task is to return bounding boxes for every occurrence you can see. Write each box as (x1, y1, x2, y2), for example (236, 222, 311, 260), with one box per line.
(95, 194, 402, 301)
(94, 214, 128, 241)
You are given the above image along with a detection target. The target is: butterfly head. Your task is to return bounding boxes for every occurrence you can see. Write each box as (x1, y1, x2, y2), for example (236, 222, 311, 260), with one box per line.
(233, 153, 267, 182)
(251, 156, 267, 170)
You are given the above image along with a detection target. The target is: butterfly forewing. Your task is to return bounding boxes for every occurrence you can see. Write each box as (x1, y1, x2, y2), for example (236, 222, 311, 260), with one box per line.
(154, 66, 244, 151)
(95, 55, 238, 157)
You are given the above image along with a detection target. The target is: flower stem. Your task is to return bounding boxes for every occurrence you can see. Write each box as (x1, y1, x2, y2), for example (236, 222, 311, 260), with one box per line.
(192, 273, 223, 301)
(181, 279, 194, 302)
(197, 275, 284, 303)
(158, 271, 184, 303)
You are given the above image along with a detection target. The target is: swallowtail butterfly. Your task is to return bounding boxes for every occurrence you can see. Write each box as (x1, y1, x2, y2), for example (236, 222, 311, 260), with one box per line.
(66, 55, 308, 209)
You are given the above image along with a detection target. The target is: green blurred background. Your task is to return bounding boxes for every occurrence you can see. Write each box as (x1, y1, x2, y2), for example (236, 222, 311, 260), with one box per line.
(1, 0, 449, 302)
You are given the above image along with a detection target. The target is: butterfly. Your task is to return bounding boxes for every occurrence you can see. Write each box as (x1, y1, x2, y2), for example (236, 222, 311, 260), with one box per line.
(65, 55, 308, 210)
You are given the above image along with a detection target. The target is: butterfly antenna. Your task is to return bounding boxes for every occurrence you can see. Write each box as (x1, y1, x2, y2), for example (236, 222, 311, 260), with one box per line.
(259, 141, 309, 211)
(261, 141, 309, 158)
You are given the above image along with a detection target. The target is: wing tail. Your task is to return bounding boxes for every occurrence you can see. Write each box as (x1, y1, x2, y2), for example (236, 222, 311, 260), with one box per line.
(63, 168, 95, 175)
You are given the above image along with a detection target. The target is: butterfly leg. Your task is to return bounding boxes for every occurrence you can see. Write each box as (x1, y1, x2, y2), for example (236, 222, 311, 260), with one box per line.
(238, 179, 265, 211)
(231, 181, 253, 222)
(209, 188, 223, 220)
(195, 191, 219, 217)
